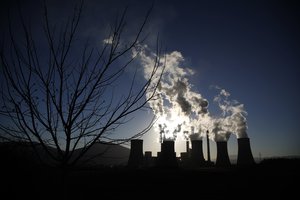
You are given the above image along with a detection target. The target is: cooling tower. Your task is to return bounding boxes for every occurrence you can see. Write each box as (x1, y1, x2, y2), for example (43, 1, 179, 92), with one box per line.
(127, 139, 144, 168)
(191, 140, 205, 166)
(157, 140, 178, 168)
(237, 138, 255, 165)
(216, 141, 231, 167)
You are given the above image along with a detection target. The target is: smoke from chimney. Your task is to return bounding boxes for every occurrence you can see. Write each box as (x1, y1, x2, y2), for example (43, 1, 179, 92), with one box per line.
(135, 46, 210, 144)
(213, 87, 249, 139)
(135, 46, 253, 154)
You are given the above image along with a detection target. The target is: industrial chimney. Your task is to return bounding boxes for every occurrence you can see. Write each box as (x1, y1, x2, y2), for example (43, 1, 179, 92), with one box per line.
(206, 130, 211, 163)
(186, 141, 190, 154)
(191, 140, 205, 166)
(216, 141, 231, 167)
(128, 139, 144, 168)
(157, 140, 178, 168)
(237, 138, 255, 165)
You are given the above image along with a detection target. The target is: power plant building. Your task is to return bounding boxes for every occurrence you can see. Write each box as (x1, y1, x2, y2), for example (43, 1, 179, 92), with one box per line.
(128, 136, 255, 168)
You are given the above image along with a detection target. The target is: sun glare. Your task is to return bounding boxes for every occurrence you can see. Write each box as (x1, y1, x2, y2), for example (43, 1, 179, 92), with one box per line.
(156, 109, 190, 142)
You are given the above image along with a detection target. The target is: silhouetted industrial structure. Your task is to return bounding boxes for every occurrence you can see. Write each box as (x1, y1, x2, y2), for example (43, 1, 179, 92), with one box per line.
(157, 140, 178, 168)
(216, 141, 231, 167)
(206, 130, 214, 166)
(186, 141, 190, 154)
(237, 138, 255, 165)
(191, 140, 205, 166)
(127, 139, 143, 168)
(127, 135, 255, 168)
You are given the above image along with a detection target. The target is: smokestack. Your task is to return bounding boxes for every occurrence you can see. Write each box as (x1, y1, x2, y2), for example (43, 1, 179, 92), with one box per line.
(128, 139, 144, 168)
(157, 140, 178, 168)
(216, 141, 231, 167)
(206, 130, 211, 163)
(237, 138, 255, 165)
(191, 140, 205, 166)
(186, 141, 190, 154)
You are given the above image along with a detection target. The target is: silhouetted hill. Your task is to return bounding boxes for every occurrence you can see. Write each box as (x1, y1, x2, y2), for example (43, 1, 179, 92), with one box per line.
(0, 141, 130, 168)
(0, 141, 56, 168)
(73, 143, 130, 167)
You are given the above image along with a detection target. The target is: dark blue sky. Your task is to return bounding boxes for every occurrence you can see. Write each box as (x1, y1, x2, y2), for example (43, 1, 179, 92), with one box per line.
(111, 0, 299, 158)
(1, 0, 299, 158)
(147, 0, 300, 158)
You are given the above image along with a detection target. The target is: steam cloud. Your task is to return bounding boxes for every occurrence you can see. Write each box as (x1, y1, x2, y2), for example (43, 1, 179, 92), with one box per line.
(213, 87, 248, 139)
(134, 45, 249, 143)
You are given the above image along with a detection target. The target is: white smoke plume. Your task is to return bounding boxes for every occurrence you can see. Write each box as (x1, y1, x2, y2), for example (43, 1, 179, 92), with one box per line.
(134, 45, 249, 144)
(188, 126, 202, 141)
(134, 45, 209, 142)
(213, 87, 248, 139)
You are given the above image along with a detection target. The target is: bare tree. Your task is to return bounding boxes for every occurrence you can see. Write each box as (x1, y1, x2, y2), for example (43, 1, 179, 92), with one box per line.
(0, 1, 163, 170)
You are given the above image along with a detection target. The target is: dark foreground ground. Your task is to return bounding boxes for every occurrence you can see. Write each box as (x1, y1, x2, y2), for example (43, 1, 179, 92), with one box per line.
(1, 158, 299, 200)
